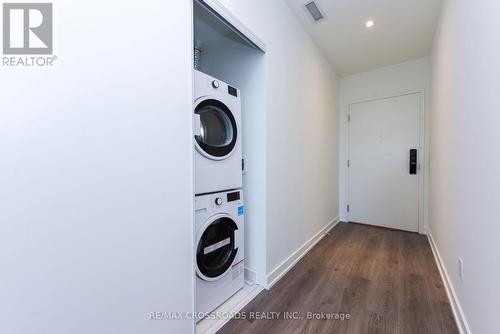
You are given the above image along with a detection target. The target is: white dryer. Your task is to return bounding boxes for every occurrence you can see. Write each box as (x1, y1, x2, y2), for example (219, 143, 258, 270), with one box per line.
(194, 70, 242, 195)
(195, 189, 244, 316)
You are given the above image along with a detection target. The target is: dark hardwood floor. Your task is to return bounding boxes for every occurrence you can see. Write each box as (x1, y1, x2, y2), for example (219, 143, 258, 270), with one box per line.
(219, 222, 458, 334)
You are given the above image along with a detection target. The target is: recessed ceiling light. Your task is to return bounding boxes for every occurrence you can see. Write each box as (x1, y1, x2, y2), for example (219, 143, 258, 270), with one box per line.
(365, 20, 374, 28)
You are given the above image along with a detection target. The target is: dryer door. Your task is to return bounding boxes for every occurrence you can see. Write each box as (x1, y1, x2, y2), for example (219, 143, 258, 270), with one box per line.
(196, 215, 238, 281)
(194, 99, 238, 160)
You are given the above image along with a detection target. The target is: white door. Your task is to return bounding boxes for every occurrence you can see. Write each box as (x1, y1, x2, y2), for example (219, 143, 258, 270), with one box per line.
(348, 93, 421, 232)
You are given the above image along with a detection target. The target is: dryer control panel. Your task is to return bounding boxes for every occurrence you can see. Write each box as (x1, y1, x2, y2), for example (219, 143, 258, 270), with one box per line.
(198, 70, 240, 99)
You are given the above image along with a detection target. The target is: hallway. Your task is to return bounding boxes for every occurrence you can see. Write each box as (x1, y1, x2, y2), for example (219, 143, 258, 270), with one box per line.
(3, 1, 500, 333)
(220, 223, 458, 334)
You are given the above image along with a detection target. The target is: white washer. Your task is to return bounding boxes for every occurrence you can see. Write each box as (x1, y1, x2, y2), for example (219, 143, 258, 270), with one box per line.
(195, 189, 244, 316)
(194, 70, 242, 195)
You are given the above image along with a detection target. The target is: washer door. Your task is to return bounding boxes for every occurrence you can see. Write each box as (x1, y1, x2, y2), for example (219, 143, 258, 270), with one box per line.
(196, 215, 238, 281)
(194, 99, 238, 160)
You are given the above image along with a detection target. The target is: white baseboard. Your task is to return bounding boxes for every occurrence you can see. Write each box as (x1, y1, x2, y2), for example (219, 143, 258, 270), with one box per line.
(266, 217, 340, 289)
(196, 283, 263, 334)
(427, 228, 471, 334)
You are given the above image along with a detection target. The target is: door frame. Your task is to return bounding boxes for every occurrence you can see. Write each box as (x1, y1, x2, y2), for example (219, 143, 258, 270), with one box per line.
(345, 91, 426, 233)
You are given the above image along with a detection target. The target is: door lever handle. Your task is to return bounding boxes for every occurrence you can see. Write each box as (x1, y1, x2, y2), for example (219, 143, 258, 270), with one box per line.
(409, 149, 417, 175)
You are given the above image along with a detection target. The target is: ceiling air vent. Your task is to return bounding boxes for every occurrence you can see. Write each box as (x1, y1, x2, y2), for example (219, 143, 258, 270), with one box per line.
(304, 1, 324, 22)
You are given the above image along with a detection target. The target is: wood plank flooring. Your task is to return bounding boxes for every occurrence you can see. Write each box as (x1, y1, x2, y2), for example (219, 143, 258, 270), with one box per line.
(219, 222, 458, 334)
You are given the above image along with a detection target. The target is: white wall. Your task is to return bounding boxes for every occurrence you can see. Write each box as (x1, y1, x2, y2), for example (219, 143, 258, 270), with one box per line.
(206, 0, 340, 286)
(339, 58, 431, 232)
(429, 0, 500, 332)
(0, 1, 195, 333)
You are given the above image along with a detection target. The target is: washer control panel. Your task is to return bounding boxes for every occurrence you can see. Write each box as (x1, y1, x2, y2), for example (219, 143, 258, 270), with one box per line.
(195, 190, 243, 213)
(226, 191, 240, 202)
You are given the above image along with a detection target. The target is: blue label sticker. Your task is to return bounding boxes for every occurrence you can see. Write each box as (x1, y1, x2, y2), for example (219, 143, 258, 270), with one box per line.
(238, 206, 244, 216)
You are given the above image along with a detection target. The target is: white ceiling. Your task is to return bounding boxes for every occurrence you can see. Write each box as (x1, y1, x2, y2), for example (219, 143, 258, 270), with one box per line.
(286, 0, 443, 76)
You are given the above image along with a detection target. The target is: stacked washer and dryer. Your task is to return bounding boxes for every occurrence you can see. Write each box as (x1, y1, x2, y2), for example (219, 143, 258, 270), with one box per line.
(193, 70, 245, 316)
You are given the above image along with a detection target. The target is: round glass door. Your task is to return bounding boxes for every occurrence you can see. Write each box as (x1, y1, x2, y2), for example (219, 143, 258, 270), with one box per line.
(195, 99, 237, 159)
(196, 217, 238, 279)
